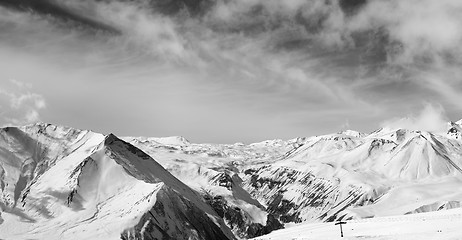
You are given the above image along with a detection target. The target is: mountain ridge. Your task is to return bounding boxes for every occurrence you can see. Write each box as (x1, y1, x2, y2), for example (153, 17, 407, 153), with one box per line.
(1, 120, 462, 239)
(0, 125, 235, 240)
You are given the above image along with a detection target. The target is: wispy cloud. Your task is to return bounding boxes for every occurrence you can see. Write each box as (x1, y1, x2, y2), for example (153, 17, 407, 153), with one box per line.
(0, 79, 46, 127)
(380, 104, 449, 133)
(0, 0, 461, 142)
(349, 0, 462, 63)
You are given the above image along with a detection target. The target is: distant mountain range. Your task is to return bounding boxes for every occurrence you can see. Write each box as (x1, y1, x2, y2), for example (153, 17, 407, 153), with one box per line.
(1, 120, 462, 239)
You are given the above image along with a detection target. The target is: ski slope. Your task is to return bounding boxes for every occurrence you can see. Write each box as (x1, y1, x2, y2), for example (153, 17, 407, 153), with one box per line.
(252, 208, 462, 240)
(2, 121, 462, 239)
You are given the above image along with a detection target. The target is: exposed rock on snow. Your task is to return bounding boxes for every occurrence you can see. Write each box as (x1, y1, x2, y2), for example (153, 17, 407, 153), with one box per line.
(2, 121, 462, 239)
(447, 121, 462, 140)
(0, 125, 234, 240)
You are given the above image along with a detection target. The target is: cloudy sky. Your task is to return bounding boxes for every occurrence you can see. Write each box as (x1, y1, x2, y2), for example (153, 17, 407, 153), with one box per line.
(0, 0, 461, 143)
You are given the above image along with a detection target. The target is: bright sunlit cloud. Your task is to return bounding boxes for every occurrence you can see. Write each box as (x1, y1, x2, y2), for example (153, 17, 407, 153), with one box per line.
(0, 0, 461, 142)
(0, 79, 46, 126)
(381, 104, 449, 133)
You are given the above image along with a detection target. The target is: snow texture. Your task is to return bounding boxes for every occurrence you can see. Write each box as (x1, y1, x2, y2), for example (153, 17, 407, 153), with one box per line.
(2, 121, 462, 239)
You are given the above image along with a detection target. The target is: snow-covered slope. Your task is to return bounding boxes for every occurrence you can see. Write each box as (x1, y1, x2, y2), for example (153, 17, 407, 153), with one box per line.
(126, 136, 191, 147)
(123, 136, 295, 238)
(240, 128, 462, 224)
(2, 120, 462, 239)
(251, 207, 462, 240)
(0, 123, 235, 240)
(124, 122, 462, 238)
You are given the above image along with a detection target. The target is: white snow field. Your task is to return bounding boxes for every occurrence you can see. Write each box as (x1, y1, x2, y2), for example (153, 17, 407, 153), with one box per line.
(252, 207, 462, 240)
(0, 124, 235, 240)
(1, 121, 462, 239)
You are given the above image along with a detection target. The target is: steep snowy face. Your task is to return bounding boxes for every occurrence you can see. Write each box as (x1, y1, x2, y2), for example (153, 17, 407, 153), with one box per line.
(0, 123, 103, 209)
(126, 125, 462, 232)
(240, 165, 374, 223)
(102, 135, 235, 240)
(274, 128, 462, 182)
(282, 134, 364, 161)
(3, 122, 462, 240)
(363, 128, 462, 179)
(241, 128, 462, 223)
(0, 126, 235, 240)
(124, 137, 296, 238)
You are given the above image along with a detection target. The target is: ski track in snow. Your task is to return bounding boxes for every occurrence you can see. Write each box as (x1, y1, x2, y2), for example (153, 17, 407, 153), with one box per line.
(252, 208, 462, 240)
(2, 122, 462, 239)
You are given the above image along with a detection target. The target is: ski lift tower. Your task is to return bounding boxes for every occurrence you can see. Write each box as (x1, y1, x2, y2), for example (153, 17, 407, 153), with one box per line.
(335, 221, 347, 237)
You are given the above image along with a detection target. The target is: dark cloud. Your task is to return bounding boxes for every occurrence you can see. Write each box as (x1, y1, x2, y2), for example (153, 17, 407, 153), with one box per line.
(339, 0, 368, 15)
(0, 0, 119, 33)
(0, 0, 461, 142)
(148, 0, 213, 16)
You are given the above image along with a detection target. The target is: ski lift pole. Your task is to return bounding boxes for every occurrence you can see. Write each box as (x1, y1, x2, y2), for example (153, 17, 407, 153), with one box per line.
(335, 221, 347, 237)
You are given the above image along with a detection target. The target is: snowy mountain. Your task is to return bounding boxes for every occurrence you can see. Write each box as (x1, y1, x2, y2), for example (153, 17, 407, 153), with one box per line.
(1, 121, 462, 239)
(0, 123, 234, 240)
(252, 207, 462, 240)
(242, 128, 462, 225)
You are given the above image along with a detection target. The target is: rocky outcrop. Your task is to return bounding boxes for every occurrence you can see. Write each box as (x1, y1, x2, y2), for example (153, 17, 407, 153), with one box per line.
(3, 122, 462, 239)
(0, 126, 236, 240)
(122, 186, 234, 240)
(203, 193, 283, 239)
(242, 166, 372, 223)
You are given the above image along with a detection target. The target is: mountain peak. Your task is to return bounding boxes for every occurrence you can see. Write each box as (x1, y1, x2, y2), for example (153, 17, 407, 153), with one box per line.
(0, 125, 235, 240)
(104, 133, 119, 145)
(338, 129, 366, 138)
